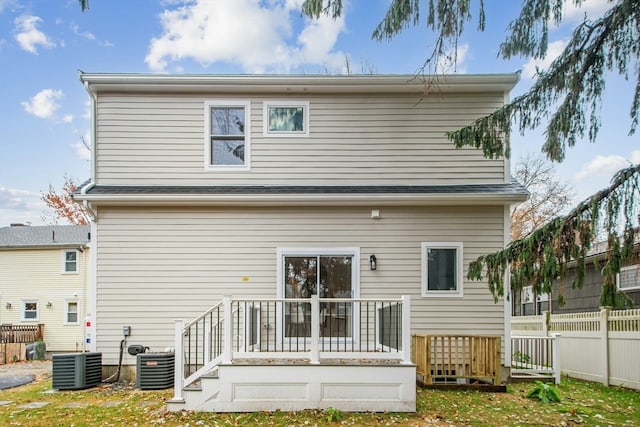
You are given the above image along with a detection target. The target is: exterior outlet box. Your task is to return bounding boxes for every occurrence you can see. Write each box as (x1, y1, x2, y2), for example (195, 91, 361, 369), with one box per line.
(122, 326, 131, 336)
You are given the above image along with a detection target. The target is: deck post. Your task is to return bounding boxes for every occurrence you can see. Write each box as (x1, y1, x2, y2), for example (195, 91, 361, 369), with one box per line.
(172, 319, 184, 402)
(401, 295, 412, 364)
(310, 295, 320, 364)
(222, 296, 232, 364)
(551, 333, 561, 384)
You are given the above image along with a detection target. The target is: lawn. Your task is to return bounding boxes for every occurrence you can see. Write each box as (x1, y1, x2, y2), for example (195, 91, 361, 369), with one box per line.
(0, 377, 638, 426)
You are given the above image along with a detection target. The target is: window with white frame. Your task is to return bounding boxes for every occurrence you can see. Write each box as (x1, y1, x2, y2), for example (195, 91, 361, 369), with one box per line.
(65, 300, 79, 324)
(22, 301, 38, 321)
(618, 265, 640, 291)
(263, 101, 309, 137)
(421, 242, 464, 297)
(205, 100, 250, 170)
(63, 250, 78, 273)
(520, 285, 549, 315)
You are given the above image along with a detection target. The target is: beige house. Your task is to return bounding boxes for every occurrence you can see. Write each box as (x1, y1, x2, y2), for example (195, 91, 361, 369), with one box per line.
(0, 224, 91, 353)
(75, 73, 527, 411)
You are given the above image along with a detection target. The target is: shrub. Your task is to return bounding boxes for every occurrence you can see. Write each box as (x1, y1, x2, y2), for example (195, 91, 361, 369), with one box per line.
(527, 380, 561, 403)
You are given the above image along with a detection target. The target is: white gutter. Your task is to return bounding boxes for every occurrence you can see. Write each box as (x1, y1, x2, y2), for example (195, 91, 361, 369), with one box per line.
(79, 72, 521, 95)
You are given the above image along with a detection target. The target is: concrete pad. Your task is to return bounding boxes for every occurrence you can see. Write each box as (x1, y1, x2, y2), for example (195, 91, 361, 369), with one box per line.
(18, 401, 49, 409)
(0, 374, 35, 390)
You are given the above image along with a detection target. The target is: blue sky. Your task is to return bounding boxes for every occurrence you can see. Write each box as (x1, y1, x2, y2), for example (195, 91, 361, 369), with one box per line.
(0, 0, 638, 226)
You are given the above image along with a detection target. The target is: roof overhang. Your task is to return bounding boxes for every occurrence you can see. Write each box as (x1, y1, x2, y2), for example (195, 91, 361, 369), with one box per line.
(74, 184, 529, 207)
(79, 72, 521, 95)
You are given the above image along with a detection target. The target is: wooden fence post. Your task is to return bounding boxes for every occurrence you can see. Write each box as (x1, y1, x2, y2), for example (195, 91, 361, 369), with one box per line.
(600, 306, 610, 386)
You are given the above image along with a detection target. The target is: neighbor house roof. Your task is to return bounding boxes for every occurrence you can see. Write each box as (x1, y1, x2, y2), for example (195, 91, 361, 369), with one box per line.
(0, 225, 91, 249)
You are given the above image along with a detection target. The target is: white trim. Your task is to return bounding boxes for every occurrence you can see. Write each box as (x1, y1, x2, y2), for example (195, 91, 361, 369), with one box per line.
(617, 264, 640, 291)
(204, 100, 251, 171)
(420, 242, 464, 298)
(21, 300, 39, 322)
(89, 221, 98, 352)
(62, 249, 79, 274)
(503, 205, 511, 367)
(263, 100, 310, 137)
(64, 299, 80, 325)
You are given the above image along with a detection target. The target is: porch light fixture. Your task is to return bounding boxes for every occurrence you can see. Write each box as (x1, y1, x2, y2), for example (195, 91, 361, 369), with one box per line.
(46, 302, 53, 308)
(5, 302, 11, 309)
(369, 255, 377, 271)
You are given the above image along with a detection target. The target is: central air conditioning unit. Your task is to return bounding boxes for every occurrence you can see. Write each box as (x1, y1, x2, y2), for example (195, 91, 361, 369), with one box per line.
(52, 352, 102, 390)
(136, 353, 175, 390)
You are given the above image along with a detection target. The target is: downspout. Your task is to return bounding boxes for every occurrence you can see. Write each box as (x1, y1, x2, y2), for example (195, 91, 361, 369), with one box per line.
(80, 72, 98, 353)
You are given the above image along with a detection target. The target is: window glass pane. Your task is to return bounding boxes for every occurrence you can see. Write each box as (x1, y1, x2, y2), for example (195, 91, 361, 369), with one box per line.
(284, 257, 317, 298)
(67, 302, 78, 323)
(24, 302, 37, 319)
(319, 256, 352, 298)
(65, 251, 77, 272)
(268, 106, 304, 132)
(211, 140, 244, 165)
(211, 107, 244, 136)
(427, 248, 457, 291)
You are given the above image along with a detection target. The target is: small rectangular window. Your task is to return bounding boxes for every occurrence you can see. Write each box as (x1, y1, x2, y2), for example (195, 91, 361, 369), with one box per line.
(66, 301, 79, 324)
(23, 301, 38, 321)
(264, 101, 309, 137)
(618, 265, 640, 291)
(205, 100, 250, 170)
(421, 242, 463, 297)
(64, 250, 78, 273)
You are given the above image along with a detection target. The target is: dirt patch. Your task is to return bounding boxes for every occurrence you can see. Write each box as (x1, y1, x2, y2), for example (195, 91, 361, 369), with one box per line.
(0, 360, 51, 381)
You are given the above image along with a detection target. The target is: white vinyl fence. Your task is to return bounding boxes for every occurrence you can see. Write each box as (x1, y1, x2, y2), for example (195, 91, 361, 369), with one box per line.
(511, 308, 640, 390)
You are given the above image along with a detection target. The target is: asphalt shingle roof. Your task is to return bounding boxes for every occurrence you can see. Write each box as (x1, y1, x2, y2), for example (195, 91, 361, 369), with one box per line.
(84, 181, 528, 196)
(0, 225, 91, 248)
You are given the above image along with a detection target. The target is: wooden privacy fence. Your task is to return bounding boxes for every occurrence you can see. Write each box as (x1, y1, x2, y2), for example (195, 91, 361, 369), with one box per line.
(412, 335, 501, 385)
(512, 308, 640, 390)
(0, 324, 44, 344)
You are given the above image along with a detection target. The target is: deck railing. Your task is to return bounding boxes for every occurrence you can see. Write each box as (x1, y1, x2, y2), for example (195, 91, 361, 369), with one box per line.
(511, 335, 561, 384)
(173, 295, 411, 401)
(0, 324, 44, 343)
(412, 334, 501, 385)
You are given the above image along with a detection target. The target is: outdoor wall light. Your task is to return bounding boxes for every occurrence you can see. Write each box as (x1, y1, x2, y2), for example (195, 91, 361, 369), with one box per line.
(46, 302, 53, 308)
(5, 302, 11, 309)
(369, 255, 377, 271)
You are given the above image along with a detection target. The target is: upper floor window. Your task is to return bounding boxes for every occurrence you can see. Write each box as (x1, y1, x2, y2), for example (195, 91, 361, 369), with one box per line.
(263, 101, 309, 137)
(22, 301, 38, 321)
(618, 265, 640, 291)
(63, 250, 78, 273)
(421, 242, 464, 297)
(205, 100, 250, 170)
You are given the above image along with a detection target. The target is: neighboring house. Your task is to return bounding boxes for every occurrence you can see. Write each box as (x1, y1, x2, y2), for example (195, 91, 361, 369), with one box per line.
(75, 73, 527, 411)
(0, 224, 92, 353)
(512, 241, 640, 315)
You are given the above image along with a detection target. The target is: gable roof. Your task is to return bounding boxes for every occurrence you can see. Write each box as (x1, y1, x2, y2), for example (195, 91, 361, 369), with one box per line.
(0, 225, 91, 249)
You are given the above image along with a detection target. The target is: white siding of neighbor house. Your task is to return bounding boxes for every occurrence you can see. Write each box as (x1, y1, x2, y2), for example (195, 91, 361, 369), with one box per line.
(94, 205, 505, 364)
(94, 92, 507, 186)
(0, 248, 91, 353)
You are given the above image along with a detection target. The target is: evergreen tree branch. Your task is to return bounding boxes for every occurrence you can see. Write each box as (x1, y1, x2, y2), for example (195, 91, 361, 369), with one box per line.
(469, 163, 640, 306)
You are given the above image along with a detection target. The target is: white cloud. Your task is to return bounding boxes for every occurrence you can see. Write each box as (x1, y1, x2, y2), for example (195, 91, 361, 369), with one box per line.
(72, 130, 92, 161)
(145, 0, 346, 73)
(563, 0, 610, 21)
(436, 43, 469, 73)
(14, 14, 55, 54)
(0, 185, 44, 227)
(21, 89, 63, 119)
(62, 114, 74, 123)
(574, 150, 640, 180)
(70, 23, 96, 40)
(522, 39, 568, 79)
(0, 0, 18, 14)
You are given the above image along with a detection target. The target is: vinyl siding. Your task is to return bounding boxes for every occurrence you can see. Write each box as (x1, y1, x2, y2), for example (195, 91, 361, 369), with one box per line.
(94, 93, 507, 186)
(0, 248, 91, 352)
(95, 205, 505, 364)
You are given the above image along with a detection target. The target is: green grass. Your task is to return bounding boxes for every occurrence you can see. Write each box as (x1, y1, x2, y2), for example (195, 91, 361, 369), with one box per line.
(0, 377, 638, 426)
